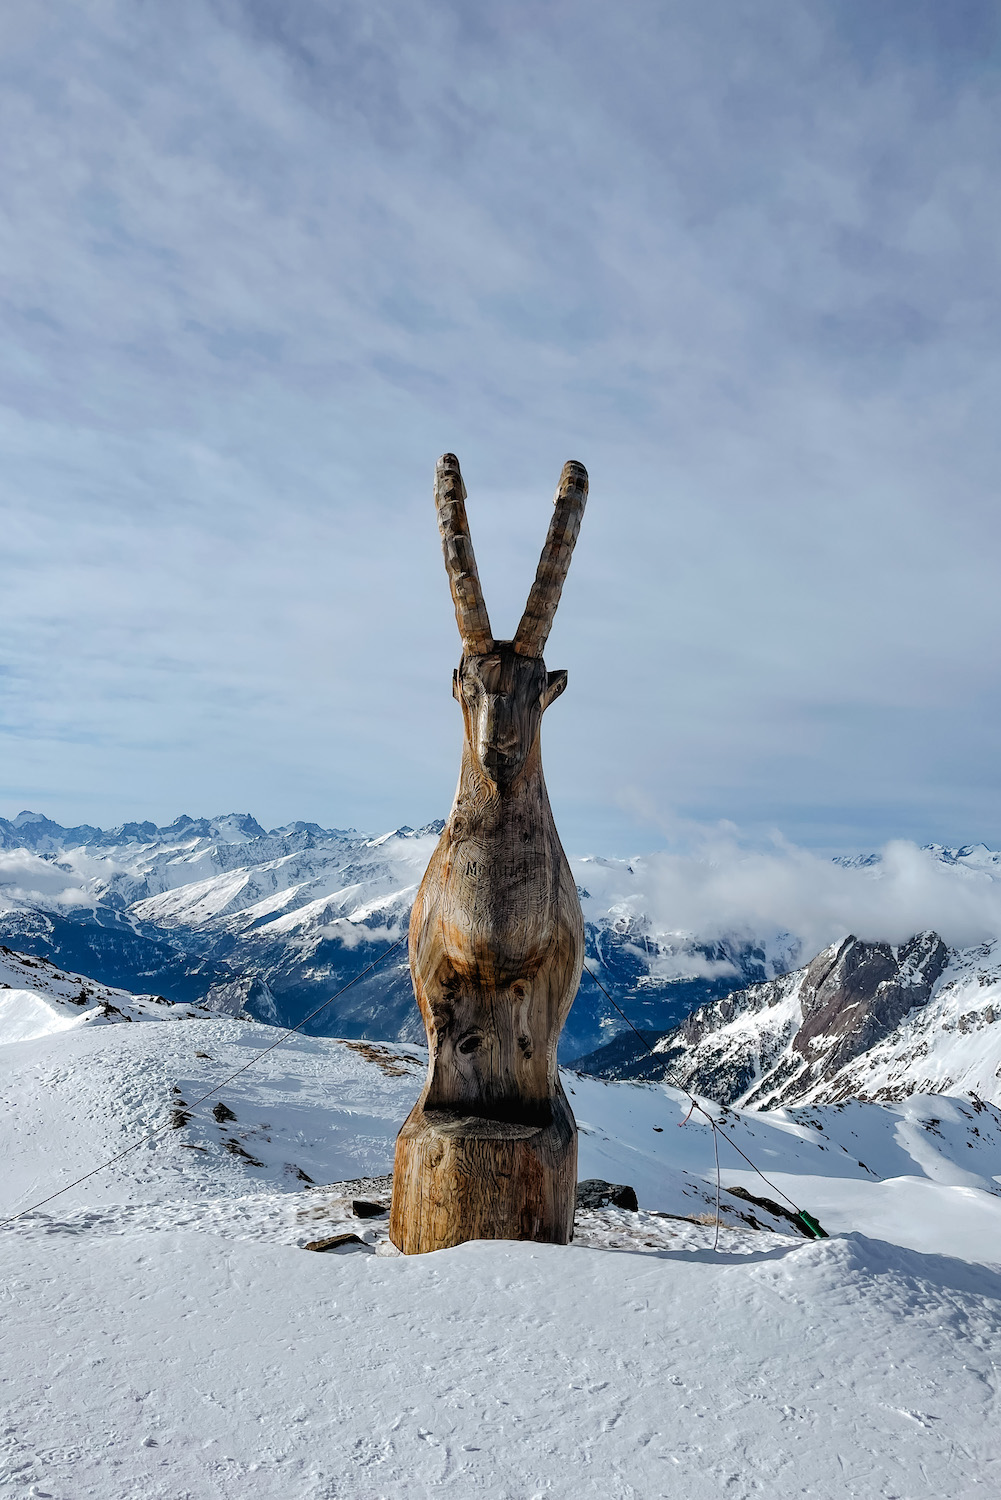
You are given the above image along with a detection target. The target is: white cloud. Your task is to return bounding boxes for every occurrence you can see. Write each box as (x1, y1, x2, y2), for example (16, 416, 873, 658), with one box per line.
(0, 851, 92, 911)
(576, 836, 1001, 959)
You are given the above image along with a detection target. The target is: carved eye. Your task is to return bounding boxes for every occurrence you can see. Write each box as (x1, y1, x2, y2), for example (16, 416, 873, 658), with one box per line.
(457, 1032, 483, 1055)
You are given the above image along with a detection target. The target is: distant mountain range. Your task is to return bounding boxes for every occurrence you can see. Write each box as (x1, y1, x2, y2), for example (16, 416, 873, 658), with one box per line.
(0, 810, 792, 1059)
(4, 810, 1001, 1085)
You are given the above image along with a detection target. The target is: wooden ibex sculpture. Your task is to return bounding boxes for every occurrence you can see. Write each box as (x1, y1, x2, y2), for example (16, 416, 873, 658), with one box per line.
(390, 453, 588, 1255)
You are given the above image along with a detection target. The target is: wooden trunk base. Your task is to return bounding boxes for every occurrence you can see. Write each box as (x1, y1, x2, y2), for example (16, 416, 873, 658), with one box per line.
(390, 1095, 577, 1255)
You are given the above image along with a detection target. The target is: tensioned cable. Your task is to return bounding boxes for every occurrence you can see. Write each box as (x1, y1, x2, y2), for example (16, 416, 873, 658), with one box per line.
(711, 1113, 722, 1253)
(580, 961, 827, 1238)
(0, 934, 409, 1232)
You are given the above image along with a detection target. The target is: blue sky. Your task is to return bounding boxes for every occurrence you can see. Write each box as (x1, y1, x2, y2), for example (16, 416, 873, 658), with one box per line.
(3, 0, 1001, 853)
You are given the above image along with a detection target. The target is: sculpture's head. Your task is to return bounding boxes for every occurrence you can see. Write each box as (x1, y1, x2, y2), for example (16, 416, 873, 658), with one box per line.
(453, 646, 566, 789)
(435, 452, 587, 790)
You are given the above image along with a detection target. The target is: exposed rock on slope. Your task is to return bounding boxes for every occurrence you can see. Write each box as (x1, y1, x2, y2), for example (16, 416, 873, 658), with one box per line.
(790, 932, 949, 1075)
(585, 932, 1001, 1108)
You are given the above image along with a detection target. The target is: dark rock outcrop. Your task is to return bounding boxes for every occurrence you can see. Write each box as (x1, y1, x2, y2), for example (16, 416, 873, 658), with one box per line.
(573, 932, 954, 1109)
(792, 932, 949, 1078)
(576, 1179, 639, 1211)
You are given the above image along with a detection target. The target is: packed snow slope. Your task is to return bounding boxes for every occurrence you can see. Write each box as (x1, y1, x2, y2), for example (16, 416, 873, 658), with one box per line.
(3, 985, 1001, 1497)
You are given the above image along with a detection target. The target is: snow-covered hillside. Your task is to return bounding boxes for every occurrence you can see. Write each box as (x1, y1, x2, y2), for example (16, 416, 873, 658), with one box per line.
(0, 944, 215, 1044)
(2, 987, 1000, 1497)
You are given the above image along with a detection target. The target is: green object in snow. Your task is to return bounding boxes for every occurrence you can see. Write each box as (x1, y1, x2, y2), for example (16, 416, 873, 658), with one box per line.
(796, 1210, 829, 1239)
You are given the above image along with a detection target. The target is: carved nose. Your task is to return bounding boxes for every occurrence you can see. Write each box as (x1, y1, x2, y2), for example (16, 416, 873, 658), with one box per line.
(481, 699, 518, 754)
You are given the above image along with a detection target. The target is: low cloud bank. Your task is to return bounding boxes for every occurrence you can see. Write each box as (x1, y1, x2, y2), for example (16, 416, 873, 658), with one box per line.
(0, 851, 91, 912)
(575, 839, 1001, 961)
(5, 834, 1001, 970)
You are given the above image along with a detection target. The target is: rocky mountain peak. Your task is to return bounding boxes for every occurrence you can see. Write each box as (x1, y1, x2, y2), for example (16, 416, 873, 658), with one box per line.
(794, 931, 949, 1076)
(599, 930, 999, 1109)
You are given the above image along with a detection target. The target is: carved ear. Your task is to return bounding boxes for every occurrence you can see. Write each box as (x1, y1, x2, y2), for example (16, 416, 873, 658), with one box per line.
(543, 669, 568, 708)
(452, 667, 460, 701)
(435, 453, 494, 656)
(513, 460, 587, 659)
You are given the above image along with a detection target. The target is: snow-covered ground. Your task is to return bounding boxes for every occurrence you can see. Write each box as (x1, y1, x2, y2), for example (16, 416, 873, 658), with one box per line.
(8, 1227, 1001, 1500)
(2, 968, 1001, 1497)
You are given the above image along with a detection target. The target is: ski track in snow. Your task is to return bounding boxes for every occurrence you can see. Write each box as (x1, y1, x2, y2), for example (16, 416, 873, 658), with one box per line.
(2, 1014, 1001, 1496)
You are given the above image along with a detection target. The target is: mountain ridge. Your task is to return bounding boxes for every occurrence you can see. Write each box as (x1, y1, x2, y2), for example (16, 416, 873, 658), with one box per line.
(579, 931, 1001, 1108)
(6, 811, 1001, 1075)
(1, 810, 786, 1057)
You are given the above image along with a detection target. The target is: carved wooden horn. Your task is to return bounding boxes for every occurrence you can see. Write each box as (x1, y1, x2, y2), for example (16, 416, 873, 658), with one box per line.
(513, 460, 588, 659)
(435, 453, 494, 656)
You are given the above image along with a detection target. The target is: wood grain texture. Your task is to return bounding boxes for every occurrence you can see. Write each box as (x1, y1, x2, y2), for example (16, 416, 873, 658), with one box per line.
(514, 460, 588, 659)
(434, 452, 494, 657)
(390, 456, 588, 1256)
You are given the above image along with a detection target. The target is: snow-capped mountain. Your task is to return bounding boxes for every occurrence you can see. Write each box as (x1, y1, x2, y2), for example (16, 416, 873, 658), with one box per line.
(7, 811, 1001, 1074)
(591, 932, 1001, 1108)
(0, 811, 792, 1059)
